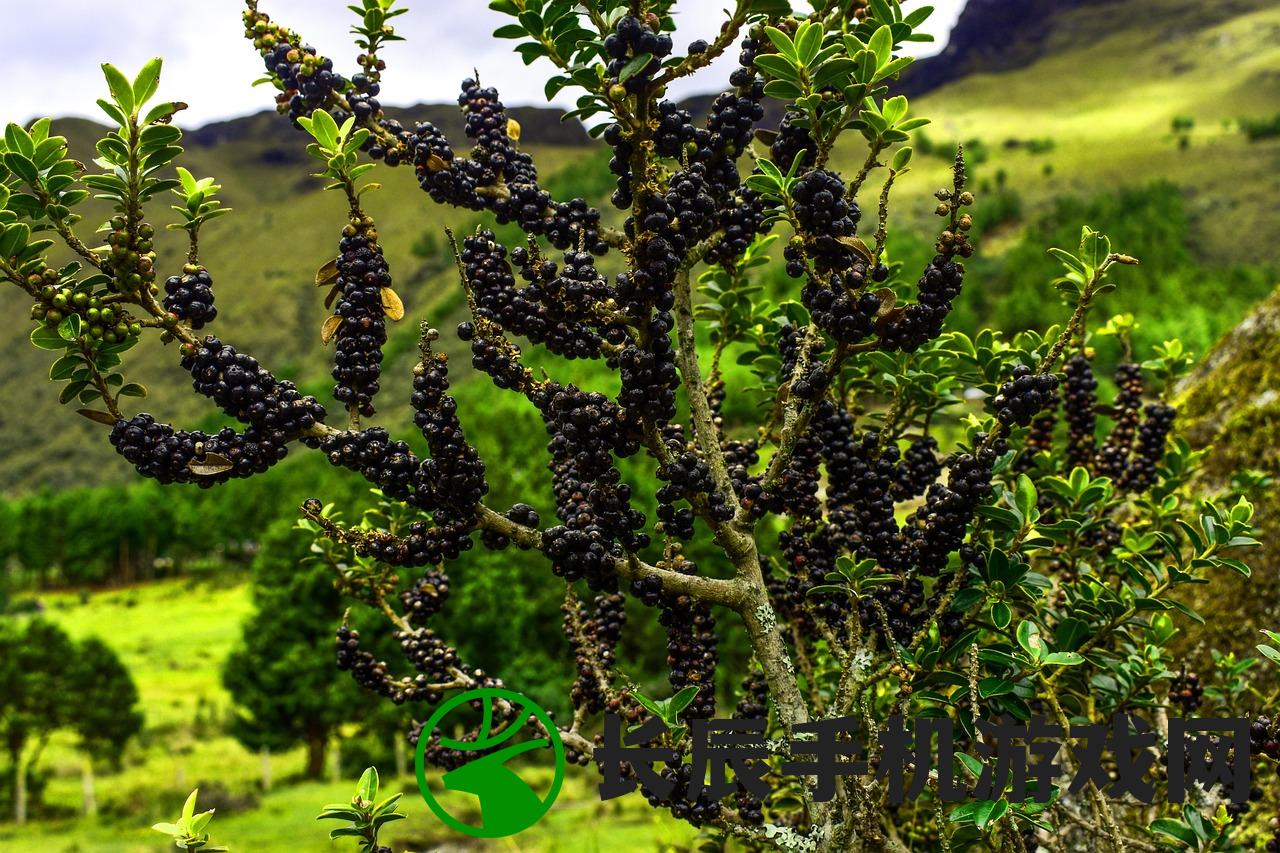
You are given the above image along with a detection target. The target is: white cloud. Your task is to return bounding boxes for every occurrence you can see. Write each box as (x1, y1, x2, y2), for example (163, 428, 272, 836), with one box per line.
(0, 0, 967, 127)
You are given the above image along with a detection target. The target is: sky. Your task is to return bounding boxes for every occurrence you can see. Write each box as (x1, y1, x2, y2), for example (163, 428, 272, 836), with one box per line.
(0, 1, 966, 128)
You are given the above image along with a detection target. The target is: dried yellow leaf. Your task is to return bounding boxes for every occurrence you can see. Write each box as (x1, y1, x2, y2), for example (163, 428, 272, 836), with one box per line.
(507, 118, 522, 142)
(321, 314, 343, 344)
(188, 452, 234, 477)
(76, 409, 117, 426)
(315, 258, 340, 287)
(381, 287, 405, 321)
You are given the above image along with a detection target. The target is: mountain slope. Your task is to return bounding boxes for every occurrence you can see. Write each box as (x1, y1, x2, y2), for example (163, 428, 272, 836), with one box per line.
(1, 0, 1277, 493)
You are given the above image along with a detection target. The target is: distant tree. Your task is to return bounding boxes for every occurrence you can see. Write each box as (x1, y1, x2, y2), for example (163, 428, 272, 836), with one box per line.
(69, 637, 144, 815)
(0, 619, 140, 824)
(0, 619, 74, 824)
(222, 519, 364, 778)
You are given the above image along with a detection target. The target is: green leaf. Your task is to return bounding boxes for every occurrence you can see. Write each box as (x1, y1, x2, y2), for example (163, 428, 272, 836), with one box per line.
(3, 152, 39, 186)
(794, 22, 822, 66)
(59, 380, 88, 405)
(1043, 652, 1084, 667)
(101, 64, 136, 115)
(1017, 620, 1046, 661)
(1014, 474, 1037, 522)
(955, 752, 984, 778)
(118, 383, 148, 398)
(0, 222, 31, 257)
(151, 822, 180, 836)
(977, 678, 1014, 699)
(5, 123, 34, 157)
(990, 600, 1011, 630)
(143, 101, 185, 125)
(96, 99, 128, 128)
(753, 54, 801, 82)
(868, 25, 894, 68)
(618, 53, 654, 83)
(1258, 644, 1280, 665)
(189, 812, 213, 836)
(974, 799, 1008, 830)
(57, 313, 82, 342)
(310, 110, 340, 149)
(133, 58, 163, 107)
(30, 325, 66, 351)
(667, 686, 700, 718)
(1150, 818, 1196, 848)
(762, 26, 798, 62)
(49, 354, 82, 380)
(890, 146, 912, 171)
(357, 766, 378, 802)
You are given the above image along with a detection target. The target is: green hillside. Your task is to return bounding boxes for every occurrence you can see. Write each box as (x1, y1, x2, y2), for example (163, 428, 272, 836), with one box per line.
(1, 0, 1277, 493)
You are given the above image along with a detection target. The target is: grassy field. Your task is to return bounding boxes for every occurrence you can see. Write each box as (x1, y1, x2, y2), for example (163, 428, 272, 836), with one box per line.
(0, 579, 696, 852)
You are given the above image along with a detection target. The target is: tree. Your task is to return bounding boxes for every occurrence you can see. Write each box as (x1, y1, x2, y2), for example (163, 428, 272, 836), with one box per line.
(69, 637, 144, 815)
(0, 619, 141, 823)
(0, 0, 1269, 848)
(222, 519, 366, 778)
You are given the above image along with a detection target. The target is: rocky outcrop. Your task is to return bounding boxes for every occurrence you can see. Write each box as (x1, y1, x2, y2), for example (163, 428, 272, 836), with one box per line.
(1174, 286, 1280, 659)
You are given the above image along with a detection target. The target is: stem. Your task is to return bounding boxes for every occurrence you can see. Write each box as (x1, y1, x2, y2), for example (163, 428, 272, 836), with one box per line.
(673, 268, 739, 511)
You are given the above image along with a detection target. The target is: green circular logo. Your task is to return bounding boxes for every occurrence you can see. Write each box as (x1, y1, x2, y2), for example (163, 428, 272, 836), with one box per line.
(414, 687, 565, 838)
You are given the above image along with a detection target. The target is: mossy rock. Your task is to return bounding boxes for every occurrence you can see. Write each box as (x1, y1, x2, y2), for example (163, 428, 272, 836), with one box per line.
(1173, 285, 1280, 658)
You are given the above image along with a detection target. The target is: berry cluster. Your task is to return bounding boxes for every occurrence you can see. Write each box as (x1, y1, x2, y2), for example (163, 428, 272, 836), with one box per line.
(858, 576, 925, 644)
(319, 427, 419, 503)
(566, 591, 626, 715)
(538, 385, 646, 589)
(641, 762, 723, 827)
(163, 265, 217, 329)
(789, 170, 861, 275)
(103, 217, 159, 295)
(1122, 403, 1174, 493)
(109, 414, 286, 486)
(891, 436, 942, 501)
(400, 568, 451, 625)
(780, 521, 848, 632)
(462, 234, 603, 360)
(182, 336, 327, 440)
(1063, 355, 1098, 468)
(771, 109, 817, 172)
(1096, 362, 1143, 478)
(822, 424, 900, 566)
(410, 346, 488, 514)
(29, 274, 141, 344)
(899, 444, 1001, 576)
(878, 255, 966, 353)
(656, 448, 733, 540)
(661, 592, 718, 719)
(989, 365, 1060, 427)
(604, 15, 673, 95)
(259, 39, 346, 125)
(363, 515, 476, 568)
(802, 264, 880, 346)
(409, 82, 606, 252)
(331, 221, 391, 416)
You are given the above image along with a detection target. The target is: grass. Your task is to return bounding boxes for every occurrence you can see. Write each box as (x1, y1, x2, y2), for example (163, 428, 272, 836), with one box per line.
(834, 2, 1280, 266)
(0, 578, 695, 852)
